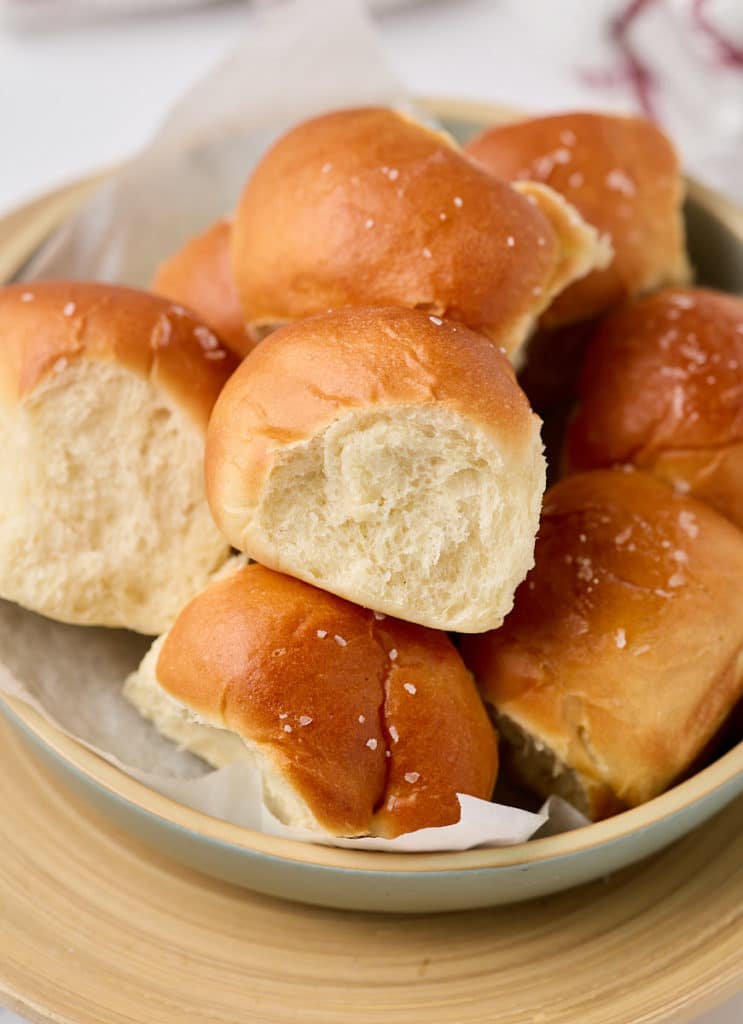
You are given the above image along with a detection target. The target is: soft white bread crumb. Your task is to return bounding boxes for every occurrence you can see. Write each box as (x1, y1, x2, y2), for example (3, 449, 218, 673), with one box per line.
(206, 307, 547, 633)
(252, 405, 545, 632)
(513, 182, 614, 308)
(0, 359, 230, 634)
(495, 712, 608, 819)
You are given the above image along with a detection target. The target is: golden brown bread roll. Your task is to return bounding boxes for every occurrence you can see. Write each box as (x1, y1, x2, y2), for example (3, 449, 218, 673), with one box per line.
(205, 306, 546, 633)
(231, 107, 609, 359)
(466, 111, 690, 327)
(124, 563, 498, 838)
(460, 470, 743, 820)
(0, 281, 236, 633)
(151, 219, 257, 359)
(566, 287, 743, 529)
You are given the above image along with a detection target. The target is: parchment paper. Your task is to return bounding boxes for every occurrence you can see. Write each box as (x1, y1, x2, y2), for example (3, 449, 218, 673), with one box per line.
(2, 0, 587, 851)
(25, 0, 410, 286)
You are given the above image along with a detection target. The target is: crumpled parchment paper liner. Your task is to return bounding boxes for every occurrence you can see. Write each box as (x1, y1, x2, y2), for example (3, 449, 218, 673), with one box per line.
(25, 0, 409, 287)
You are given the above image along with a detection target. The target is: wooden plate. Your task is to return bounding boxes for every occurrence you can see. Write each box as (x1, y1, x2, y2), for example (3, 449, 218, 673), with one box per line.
(2, 715, 743, 1024)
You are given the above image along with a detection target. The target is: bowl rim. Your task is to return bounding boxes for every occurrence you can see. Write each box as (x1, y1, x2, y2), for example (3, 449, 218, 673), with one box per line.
(5, 693, 743, 874)
(3, 95, 743, 877)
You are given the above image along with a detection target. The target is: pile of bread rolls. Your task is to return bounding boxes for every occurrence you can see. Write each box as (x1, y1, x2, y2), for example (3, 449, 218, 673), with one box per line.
(3, 106, 742, 841)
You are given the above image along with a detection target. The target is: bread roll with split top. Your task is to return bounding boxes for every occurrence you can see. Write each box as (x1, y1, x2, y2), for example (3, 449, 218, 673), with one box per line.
(0, 281, 237, 633)
(460, 470, 743, 820)
(151, 219, 257, 359)
(205, 306, 546, 633)
(466, 111, 690, 327)
(231, 107, 610, 360)
(124, 563, 499, 838)
(566, 287, 743, 530)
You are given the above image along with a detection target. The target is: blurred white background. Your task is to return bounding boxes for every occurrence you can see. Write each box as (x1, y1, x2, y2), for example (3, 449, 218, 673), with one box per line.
(0, 1, 741, 1021)
(0, 0, 742, 215)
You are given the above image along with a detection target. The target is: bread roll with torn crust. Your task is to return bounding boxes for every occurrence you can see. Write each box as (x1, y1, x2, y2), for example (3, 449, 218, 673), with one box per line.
(466, 111, 689, 327)
(231, 107, 609, 360)
(152, 219, 257, 359)
(0, 281, 236, 634)
(124, 563, 498, 838)
(460, 470, 743, 820)
(566, 287, 743, 530)
(206, 306, 546, 633)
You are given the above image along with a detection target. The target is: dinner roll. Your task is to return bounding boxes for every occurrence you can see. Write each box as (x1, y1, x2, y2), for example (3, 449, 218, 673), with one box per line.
(461, 470, 743, 820)
(124, 563, 498, 838)
(151, 219, 257, 359)
(566, 287, 743, 529)
(0, 281, 237, 633)
(466, 111, 690, 327)
(206, 306, 546, 633)
(231, 106, 609, 359)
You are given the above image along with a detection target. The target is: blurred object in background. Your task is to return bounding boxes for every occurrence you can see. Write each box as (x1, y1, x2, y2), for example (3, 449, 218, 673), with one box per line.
(382, 0, 743, 203)
(1, 0, 227, 26)
(582, 0, 743, 205)
(0, 0, 424, 29)
(0, 0, 740, 212)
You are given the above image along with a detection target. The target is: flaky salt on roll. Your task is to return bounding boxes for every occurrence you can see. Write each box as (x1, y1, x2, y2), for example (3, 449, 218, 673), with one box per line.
(461, 470, 743, 820)
(0, 282, 237, 634)
(231, 107, 609, 359)
(124, 563, 498, 838)
(206, 306, 546, 633)
(466, 111, 690, 327)
(151, 219, 257, 359)
(566, 287, 743, 529)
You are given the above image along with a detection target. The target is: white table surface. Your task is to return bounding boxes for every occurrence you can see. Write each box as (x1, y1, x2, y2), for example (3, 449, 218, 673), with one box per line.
(0, 1, 741, 1021)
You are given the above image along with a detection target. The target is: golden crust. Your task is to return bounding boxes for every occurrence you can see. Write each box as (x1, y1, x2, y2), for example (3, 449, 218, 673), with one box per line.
(461, 470, 743, 818)
(156, 564, 498, 838)
(205, 305, 541, 549)
(0, 281, 238, 430)
(566, 287, 743, 529)
(151, 219, 257, 360)
(466, 111, 690, 326)
(231, 107, 586, 356)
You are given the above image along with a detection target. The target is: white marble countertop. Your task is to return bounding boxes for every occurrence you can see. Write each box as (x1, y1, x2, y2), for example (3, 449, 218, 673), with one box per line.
(0, 1, 740, 1020)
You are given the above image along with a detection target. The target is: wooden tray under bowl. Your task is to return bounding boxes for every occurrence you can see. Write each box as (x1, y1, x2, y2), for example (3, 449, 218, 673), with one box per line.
(2, 714, 743, 1024)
